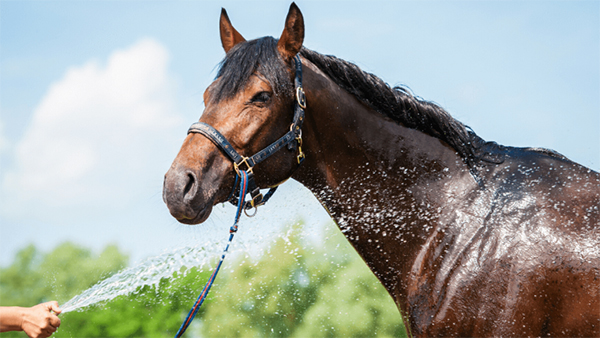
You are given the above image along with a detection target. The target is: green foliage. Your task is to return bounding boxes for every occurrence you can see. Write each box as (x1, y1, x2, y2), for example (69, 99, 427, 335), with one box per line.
(0, 242, 127, 308)
(1, 222, 406, 337)
(292, 256, 406, 338)
(0, 245, 45, 308)
(201, 223, 407, 338)
(55, 268, 212, 338)
(0, 242, 213, 338)
(0, 242, 128, 338)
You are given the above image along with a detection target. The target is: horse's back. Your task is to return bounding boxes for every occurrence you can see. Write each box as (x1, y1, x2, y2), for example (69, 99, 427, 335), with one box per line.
(480, 149, 600, 336)
(411, 149, 600, 337)
(489, 147, 599, 235)
(513, 150, 599, 336)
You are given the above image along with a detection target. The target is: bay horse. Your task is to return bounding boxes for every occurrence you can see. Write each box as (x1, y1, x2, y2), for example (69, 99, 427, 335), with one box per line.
(163, 4, 600, 337)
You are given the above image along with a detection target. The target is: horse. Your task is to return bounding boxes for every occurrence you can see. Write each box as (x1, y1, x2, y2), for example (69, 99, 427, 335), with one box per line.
(163, 4, 600, 337)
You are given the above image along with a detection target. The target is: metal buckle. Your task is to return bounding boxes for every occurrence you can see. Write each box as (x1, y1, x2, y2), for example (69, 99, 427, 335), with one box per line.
(249, 193, 264, 208)
(242, 191, 262, 217)
(296, 86, 307, 109)
(244, 205, 258, 217)
(233, 157, 253, 175)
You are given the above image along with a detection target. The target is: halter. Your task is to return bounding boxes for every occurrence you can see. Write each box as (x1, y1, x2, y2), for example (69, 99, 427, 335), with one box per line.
(174, 54, 306, 338)
(187, 54, 306, 212)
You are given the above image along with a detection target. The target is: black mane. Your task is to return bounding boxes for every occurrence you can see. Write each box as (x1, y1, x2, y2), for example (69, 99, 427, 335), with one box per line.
(298, 48, 505, 168)
(214, 37, 503, 167)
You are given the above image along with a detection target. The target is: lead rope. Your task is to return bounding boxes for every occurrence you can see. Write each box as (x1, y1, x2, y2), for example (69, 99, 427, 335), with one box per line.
(174, 170, 249, 338)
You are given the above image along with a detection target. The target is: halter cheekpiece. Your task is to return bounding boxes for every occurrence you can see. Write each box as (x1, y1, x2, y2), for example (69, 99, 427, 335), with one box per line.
(186, 54, 306, 213)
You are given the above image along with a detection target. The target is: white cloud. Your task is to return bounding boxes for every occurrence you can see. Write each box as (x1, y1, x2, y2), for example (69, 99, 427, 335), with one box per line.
(2, 38, 184, 220)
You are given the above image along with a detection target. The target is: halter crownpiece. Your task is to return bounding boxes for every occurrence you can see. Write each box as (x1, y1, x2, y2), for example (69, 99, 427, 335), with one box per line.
(187, 54, 306, 212)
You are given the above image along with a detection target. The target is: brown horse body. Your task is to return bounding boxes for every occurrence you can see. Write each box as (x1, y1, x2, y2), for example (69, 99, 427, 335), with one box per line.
(163, 4, 600, 337)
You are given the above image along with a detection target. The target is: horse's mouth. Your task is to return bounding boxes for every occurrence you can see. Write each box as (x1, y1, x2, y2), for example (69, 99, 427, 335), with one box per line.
(175, 200, 214, 225)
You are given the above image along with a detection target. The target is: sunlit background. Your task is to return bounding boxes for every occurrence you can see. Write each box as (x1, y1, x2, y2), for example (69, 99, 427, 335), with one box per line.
(0, 1, 598, 336)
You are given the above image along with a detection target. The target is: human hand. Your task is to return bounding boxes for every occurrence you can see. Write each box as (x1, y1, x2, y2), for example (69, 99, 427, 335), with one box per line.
(21, 301, 61, 338)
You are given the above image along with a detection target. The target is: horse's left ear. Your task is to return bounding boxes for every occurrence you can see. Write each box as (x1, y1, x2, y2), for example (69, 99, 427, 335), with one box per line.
(278, 3, 304, 61)
(220, 8, 246, 53)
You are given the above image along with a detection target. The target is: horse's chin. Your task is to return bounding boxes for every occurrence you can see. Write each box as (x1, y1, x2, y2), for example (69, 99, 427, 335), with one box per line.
(177, 202, 214, 225)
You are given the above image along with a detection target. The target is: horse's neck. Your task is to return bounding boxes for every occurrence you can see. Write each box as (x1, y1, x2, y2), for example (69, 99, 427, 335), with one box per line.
(293, 61, 476, 294)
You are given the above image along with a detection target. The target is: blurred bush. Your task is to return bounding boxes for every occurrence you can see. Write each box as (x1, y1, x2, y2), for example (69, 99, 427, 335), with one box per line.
(0, 222, 406, 337)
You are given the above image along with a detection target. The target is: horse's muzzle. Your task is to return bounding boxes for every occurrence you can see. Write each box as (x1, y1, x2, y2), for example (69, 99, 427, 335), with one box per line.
(163, 165, 214, 224)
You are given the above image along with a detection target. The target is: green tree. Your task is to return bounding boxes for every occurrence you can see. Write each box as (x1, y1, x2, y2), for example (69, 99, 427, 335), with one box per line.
(0, 245, 46, 309)
(1, 241, 215, 338)
(200, 226, 321, 337)
(293, 256, 406, 338)
(201, 223, 407, 337)
(55, 267, 212, 338)
(0, 242, 128, 338)
(1, 222, 407, 338)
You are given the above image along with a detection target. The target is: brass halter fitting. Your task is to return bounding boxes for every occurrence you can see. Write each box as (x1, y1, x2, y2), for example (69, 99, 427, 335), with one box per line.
(233, 157, 254, 176)
(290, 125, 305, 164)
(296, 86, 307, 109)
(296, 132, 305, 164)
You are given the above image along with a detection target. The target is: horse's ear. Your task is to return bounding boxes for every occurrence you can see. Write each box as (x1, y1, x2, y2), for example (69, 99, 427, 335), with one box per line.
(220, 8, 246, 53)
(278, 3, 304, 61)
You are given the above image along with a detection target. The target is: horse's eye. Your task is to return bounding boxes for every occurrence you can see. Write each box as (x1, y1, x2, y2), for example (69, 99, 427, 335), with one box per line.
(250, 91, 272, 104)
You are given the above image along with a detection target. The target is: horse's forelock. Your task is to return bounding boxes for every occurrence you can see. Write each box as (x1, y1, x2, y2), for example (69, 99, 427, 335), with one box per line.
(211, 37, 294, 104)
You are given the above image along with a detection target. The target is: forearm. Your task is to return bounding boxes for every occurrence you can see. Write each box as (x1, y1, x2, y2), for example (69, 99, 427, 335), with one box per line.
(0, 306, 25, 332)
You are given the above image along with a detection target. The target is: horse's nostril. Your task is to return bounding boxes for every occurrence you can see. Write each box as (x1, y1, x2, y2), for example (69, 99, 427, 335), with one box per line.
(183, 172, 196, 198)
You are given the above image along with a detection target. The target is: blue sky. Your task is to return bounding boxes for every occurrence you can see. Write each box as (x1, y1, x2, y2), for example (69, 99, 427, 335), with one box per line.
(1, 1, 598, 267)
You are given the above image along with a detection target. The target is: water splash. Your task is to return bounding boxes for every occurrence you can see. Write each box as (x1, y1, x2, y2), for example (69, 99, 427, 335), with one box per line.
(60, 242, 221, 313)
(59, 182, 330, 314)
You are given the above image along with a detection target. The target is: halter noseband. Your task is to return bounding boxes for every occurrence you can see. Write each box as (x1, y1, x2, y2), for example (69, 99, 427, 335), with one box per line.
(187, 54, 306, 212)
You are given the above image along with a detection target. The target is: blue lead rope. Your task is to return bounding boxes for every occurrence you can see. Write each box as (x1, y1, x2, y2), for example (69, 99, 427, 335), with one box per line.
(174, 170, 249, 338)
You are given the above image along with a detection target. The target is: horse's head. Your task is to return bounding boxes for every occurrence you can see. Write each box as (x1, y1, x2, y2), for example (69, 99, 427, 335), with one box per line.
(163, 4, 305, 224)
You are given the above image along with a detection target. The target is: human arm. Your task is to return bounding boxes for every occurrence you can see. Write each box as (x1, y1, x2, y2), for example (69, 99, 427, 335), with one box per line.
(0, 302, 61, 338)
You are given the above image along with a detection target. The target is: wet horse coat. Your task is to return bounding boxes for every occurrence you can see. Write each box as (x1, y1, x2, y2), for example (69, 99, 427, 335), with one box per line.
(163, 4, 600, 337)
